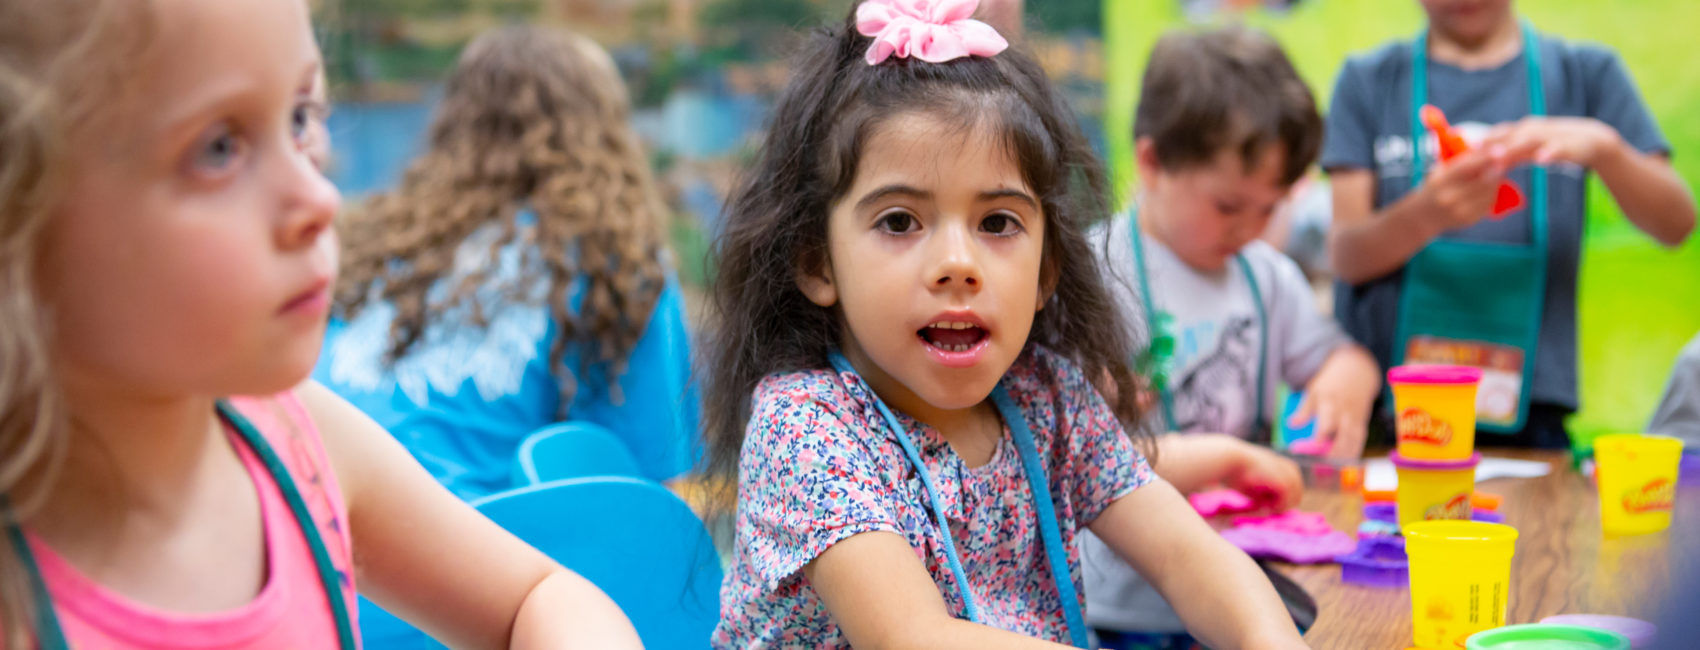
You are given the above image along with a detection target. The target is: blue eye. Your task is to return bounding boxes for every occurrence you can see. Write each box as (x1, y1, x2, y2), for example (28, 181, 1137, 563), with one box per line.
(192, 126, 243, 173)
(290, 101, 325, 144)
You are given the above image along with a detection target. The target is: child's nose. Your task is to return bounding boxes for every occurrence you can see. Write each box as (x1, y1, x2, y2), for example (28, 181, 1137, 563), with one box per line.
(277, 150, 341, 251)
(931, 226, 981, 289)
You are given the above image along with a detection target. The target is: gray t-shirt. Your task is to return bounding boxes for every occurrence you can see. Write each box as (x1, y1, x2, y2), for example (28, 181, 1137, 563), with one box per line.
(1082, 214, 1352, 631)
(1321, 34, 1670, 411)
(1095, 214, 1351, 440)
(1648, 333, 1700, 446)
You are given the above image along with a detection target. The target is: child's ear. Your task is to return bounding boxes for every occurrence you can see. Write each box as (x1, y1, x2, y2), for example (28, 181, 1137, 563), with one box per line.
(794, 251, 838, 308)
(1133, 136, 1164, 190)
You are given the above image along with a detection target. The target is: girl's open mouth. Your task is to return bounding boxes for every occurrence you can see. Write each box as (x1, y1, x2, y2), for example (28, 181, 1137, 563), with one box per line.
(919, 321, 989, 352)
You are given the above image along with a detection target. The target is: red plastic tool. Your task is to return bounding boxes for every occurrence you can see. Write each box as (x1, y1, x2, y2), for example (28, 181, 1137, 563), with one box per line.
(1419, 104, 1524, 218)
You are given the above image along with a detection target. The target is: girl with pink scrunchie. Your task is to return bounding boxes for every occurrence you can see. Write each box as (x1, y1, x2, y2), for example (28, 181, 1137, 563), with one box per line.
(703, 1, 1309, 648)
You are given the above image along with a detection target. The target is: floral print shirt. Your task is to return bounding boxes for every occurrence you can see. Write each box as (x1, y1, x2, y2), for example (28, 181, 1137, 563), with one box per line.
(713, 345, 1154, 648)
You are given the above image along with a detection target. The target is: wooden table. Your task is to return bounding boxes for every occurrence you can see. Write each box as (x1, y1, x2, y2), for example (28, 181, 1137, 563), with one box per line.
(1278, 449, 1700, 649)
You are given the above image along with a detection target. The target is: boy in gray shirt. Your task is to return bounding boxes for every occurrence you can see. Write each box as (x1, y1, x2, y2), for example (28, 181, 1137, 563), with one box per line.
(1082, 27, 1380, 645)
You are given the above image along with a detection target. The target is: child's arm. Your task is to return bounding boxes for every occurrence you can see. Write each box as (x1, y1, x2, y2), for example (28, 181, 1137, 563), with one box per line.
(298, 382, 643, 650)
(804, 532, 1076, 650)
(1288, 344, 1380, 460)
(1328, 150, 1507, 284)
(1151, 434, 1303, 511)
(1089, 480, 1308, 650)
(1485, 118, 1694, 246)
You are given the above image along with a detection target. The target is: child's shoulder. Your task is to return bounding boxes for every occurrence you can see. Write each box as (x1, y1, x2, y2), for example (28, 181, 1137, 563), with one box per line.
(1238, 240, 1306, 280)
(1341, 39, 1414, 77)
(748, 366, 868, 435)
(753, 366, 853, 409)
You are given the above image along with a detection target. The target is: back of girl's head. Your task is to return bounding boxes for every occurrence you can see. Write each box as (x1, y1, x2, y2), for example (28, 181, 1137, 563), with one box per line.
(703, 1, 1148, 488)
(1, 1, 154, 644)
(1135, 26, 1320, 186)
(335, 25, 668, 405)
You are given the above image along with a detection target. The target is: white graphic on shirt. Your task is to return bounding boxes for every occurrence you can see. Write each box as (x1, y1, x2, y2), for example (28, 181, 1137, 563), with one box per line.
(326, 223, 550, 407)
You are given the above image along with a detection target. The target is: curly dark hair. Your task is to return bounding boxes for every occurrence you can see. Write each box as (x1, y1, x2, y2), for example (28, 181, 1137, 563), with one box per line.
(333, 25, 668, 404)
(701, 4, 1153, 499)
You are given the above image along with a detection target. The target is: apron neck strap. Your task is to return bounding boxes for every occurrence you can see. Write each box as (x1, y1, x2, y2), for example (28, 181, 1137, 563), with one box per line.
(1127, 207, 1269, 435)
(827, 352, 1090, 647)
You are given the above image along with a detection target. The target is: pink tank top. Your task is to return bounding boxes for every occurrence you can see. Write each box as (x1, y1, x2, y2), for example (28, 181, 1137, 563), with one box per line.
(20, 392, 361, 649)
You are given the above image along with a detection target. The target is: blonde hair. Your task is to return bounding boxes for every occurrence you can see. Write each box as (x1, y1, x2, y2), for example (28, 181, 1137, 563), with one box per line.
(0, 0, 154, 645)
(333, 25, 669, 406)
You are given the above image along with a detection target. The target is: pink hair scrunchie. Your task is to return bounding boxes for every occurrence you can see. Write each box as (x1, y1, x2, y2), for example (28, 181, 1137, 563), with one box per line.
(855, 0, 1010, 65)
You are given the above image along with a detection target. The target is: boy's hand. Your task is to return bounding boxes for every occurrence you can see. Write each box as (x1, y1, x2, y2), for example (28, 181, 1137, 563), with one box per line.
(1413, 148, 1507, 233)
(1484, 116, 1624, 168)
(1223, 440, 1304, 513)
(1290, 345, 1380, 460)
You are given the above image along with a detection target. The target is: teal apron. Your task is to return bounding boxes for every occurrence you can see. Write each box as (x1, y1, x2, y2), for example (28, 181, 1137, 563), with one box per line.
(3, 401, 358, 649)
(1393, 22, 1550, 434)
(1128, 210, 1270, 439)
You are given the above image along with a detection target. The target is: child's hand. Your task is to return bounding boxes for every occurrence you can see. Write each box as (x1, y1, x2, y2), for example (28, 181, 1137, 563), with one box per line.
(1290, 345, 1380, 460)
(1223, 440, 1304, 513)
(1414, 148, 1506, 233)
(1484, 116, 1624, 168)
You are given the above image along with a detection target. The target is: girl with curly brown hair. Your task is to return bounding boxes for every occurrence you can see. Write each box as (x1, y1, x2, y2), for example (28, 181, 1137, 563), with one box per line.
(315, 25, 700, 500)
(705, 2, 1305, 647)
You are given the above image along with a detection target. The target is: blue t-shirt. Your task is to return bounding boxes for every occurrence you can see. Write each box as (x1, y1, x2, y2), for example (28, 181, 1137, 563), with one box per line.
(1321, 33, 1670, 410)
(314, 222, 702, 499)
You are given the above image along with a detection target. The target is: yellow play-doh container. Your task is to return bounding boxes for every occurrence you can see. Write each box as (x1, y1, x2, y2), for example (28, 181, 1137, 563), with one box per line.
(1595, 434, 1684, 536)
(1390, 365, 1482, 460)
(1393, 451, 1479, 528)
(1405, 520, 1519, 648)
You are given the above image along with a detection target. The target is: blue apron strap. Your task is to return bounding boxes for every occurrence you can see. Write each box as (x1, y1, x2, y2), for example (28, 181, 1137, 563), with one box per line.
(992, 386, 1090, 648)
(2, 500, 71, 650)
(829, 353, 1089, 646)
(216, 401, 358, 650)
(827, 352, 984, 624)
(1129, 210, 1270, 436)
(1234, 254, 1270, 434)
(1127, 210, 1179, 432)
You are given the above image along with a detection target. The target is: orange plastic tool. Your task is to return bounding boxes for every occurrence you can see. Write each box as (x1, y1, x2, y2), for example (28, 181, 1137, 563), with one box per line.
(1471, 491, 1503, 511)
(1419, 104, 1524, 218)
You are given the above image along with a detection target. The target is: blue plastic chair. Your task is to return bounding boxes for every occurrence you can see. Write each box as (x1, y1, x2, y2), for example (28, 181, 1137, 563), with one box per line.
(514, 422, 643, 485)
(471, 477, 723, 650)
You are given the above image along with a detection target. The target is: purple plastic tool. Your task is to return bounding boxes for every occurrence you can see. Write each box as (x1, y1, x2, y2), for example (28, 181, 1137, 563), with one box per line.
(1540, 614, 1656, 649)
(1364, 502, 1397, 523)
(1189, 489, 1257, 517)
(1362, 502, 1502, 525)
(1220, 527, 1357, 564)
(1336, 536, 1408, 588)
(1682, 453, 1700, 487)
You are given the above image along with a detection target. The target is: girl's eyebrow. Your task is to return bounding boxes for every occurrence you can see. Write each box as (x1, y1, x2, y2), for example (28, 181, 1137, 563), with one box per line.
(979, 188, 1038, 209)
(856, 184, 930, 210)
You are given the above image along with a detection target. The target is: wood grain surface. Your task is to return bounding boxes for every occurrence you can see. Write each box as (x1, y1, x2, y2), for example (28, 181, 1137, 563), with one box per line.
(1277, 449, 1700, 649)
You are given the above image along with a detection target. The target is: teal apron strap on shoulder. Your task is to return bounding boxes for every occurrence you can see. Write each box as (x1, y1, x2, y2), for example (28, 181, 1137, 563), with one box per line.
(1128, 209, 1270, 436)
(1393, 20, 1549, 433)
(1, 402, 357, 649)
